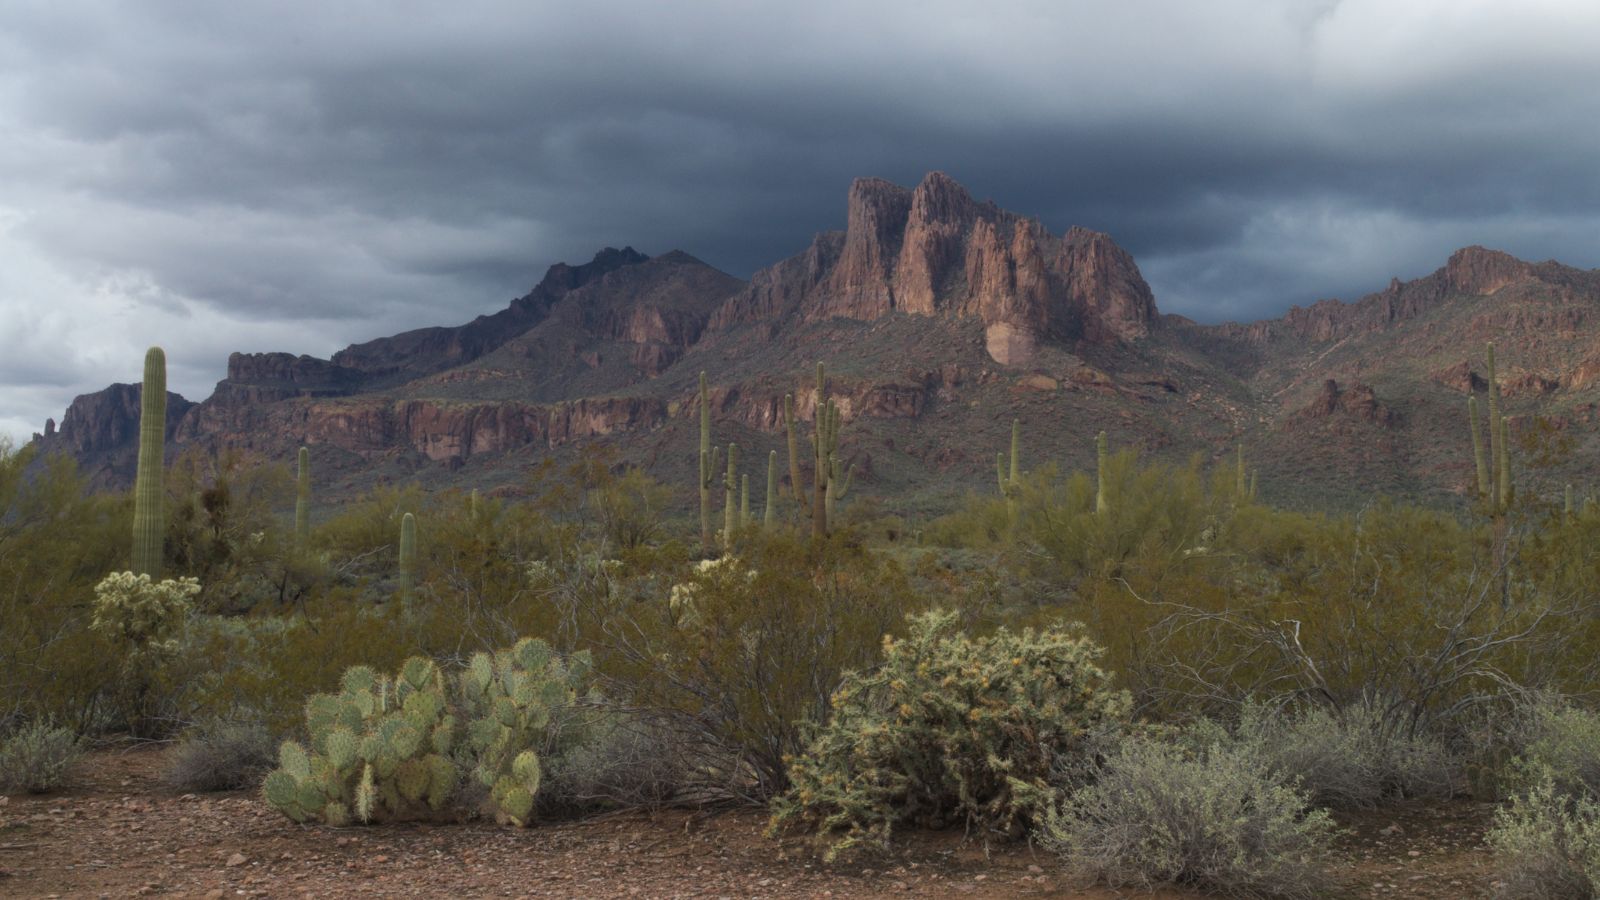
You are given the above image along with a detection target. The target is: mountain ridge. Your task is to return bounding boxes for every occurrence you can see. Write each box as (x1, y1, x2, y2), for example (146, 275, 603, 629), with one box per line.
(31, 173, 1600, 512)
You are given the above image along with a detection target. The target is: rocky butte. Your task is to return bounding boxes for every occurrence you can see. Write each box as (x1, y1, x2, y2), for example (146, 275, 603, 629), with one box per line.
(31, 174, 1600, 511)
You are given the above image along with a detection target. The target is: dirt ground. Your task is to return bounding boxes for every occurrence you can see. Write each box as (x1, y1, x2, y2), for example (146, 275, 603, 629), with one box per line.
(0, 746, 1503, 898)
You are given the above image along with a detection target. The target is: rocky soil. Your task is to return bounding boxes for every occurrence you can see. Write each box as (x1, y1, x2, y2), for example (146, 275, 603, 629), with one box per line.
(0, 746, 1510, 898)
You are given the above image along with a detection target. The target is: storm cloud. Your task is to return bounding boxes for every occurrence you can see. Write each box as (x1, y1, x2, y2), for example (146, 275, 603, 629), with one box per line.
(3, 0, 1599, 440)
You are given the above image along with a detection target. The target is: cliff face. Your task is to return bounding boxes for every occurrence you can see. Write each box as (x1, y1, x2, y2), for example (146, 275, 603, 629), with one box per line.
(711, 172, 1156, 365)
(34, 383, 196, 486)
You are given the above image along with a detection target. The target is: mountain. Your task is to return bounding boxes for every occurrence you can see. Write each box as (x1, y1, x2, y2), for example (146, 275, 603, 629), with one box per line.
(32, 174, 1600, 513)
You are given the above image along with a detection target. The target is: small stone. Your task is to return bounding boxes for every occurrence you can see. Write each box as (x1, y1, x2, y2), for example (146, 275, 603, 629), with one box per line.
(225, 853, 247, 868)
(1027, 865, 1042, 874)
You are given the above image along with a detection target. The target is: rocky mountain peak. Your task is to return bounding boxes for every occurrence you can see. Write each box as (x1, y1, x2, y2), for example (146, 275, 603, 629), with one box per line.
(714, 172, 1157, 365)
(1444, 245, 1533, 296)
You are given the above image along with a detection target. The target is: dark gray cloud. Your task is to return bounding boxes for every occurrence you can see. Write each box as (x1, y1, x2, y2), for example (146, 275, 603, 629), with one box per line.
(3, 0, 1600, 440)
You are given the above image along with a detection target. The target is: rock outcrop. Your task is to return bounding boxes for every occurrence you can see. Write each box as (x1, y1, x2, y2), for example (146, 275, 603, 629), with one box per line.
(710, 172, 1156, 365)
(1292, 379, 1396, 428)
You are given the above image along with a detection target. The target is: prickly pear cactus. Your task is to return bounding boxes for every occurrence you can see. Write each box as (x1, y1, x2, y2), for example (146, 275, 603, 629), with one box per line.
(458, 637, 592, 826)
(262, 656, 458, 825)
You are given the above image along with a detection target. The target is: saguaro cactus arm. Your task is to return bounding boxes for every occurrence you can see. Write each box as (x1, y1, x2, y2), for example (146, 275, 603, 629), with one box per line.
(1468, 396, 1490, 501)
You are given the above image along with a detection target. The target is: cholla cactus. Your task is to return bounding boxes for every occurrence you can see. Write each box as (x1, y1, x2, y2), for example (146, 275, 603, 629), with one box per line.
(458, 638, 592, 827)
(262, 656, 458, 825)
(90, 571, 200, 658)
(771, 609, 1130, 861)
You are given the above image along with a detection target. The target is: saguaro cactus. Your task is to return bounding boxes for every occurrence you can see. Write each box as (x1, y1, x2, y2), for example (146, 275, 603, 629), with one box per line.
(1095, 431, 1109, 516)
(996, 419, 1021, 524)
(1468, 396, 1490, 501)
(1486, 343, 1511, 512)
(723, 442, 739, 550)
(783, 394, 804, 504)
(764, 450, 777, 528)
(132, 347, 166, 577)
(809, 363, 846, 539)
(399, 513, 417, 598)
(1235, 444, 1247, 498)
(740, 474, 750, 528)
(697, 373, 722, 551)
(294, 447, 311, 544)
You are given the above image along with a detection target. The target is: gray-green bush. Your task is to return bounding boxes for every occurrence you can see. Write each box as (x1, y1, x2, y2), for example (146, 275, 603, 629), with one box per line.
(1190, 701, 1455, 809)
(0, 720, 84, 794)
(1489, 774, 1600, 899)
(1042, 733, 1337, 899)
(162, 718, 275, 793)
(1487, 696, 1600, 896)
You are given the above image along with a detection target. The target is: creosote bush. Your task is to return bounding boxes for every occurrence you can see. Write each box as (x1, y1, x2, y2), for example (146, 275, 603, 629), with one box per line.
(0, 720, 84, 794)
(770, 609, 1130, 861)
(1487, 696, 1600, 896)
(1041, 733, 1338, 899)
(595, 531, 923, 803)
(162, 717, 275, 793)
(1489, 774, 1600, 899)
(1188, 701, 1455, 809)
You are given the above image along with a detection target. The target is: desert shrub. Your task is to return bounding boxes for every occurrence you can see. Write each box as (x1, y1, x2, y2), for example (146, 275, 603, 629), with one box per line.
(162, 717, 275, 793)
(0, 720, 84, 794)
(1488, 774, 1600, 898)
(1041, 734, 1337, 899)
(592, 531, 923, 803)
(1510, 695, 1600, 801)
(1194, 701, 1455, 809)
(770, 609, 1130, 861)
(1484, 696, 1600, 896)
(537, 709, 679, 815)
(0, 443, 129, 731)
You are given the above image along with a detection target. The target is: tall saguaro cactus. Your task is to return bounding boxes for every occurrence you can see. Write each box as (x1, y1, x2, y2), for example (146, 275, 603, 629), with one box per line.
(740, 474, 750, 528)
(996, 419, 1021, 524)
(1468, 343, 1514, 515)
(723, 442, 739, 550)
(697, 373, 722, 551)
(132, 347, 167, 577)
(808, 363, 846, 539)
(764, 450, 777, 528)
(294, 447, 311, 544)
(1095, 431, 1109, 516)
(399, 512, 417, 599)
(783, 394, 804, 504)
(1486, 343, 1511, 511)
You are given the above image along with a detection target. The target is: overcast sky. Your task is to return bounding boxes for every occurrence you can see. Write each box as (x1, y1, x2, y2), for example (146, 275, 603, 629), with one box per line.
(3, 0, 1599, 442)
